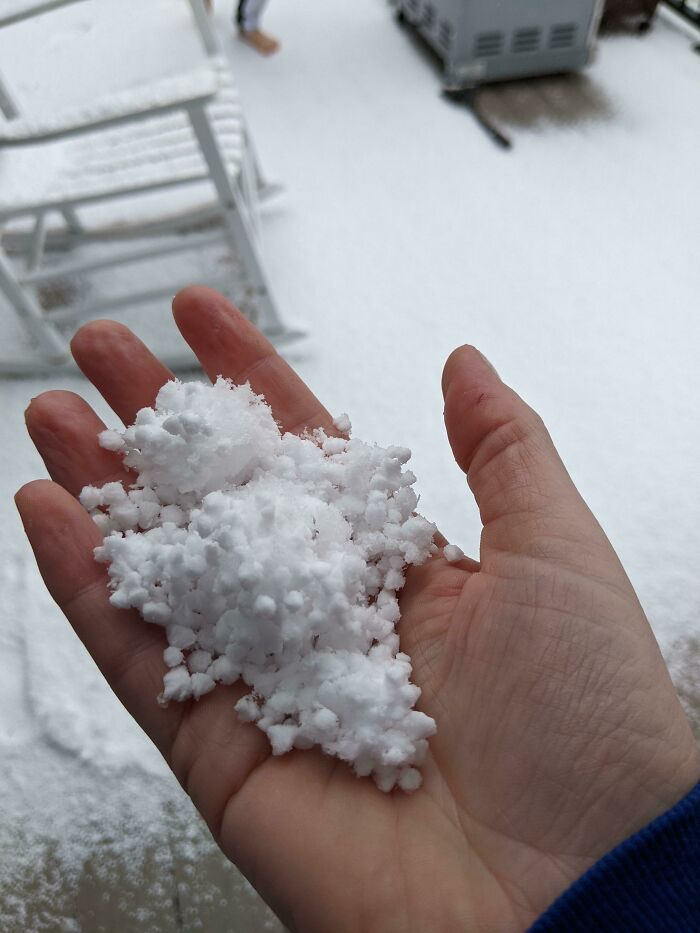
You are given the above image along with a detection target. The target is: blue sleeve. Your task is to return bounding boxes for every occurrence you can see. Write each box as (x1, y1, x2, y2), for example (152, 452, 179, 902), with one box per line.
(528, 780, 700, 932)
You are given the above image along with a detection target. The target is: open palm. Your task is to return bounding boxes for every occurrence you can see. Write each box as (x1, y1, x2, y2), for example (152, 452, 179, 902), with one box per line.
(18, 287, 699, 933)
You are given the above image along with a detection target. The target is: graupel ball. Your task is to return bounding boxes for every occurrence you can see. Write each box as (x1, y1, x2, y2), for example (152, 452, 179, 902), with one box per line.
(81, 378, 438, 791)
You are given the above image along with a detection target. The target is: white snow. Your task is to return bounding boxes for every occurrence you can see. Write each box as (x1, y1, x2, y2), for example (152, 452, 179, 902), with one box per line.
(443, 544, 465, 563)
(0, 0, 699, 927)
(81, 377, 437, 791)
(0, 66, 218, 142)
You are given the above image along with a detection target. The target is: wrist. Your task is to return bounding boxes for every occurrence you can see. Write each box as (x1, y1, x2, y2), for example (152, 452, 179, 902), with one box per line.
(528, 777, 700, 931)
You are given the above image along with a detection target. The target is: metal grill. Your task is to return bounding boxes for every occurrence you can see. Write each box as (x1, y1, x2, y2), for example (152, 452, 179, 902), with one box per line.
(438, 19, 454, 50)
(549, 23, 578, 48)
(474, 31, 505, 57)
(396, 0, 603, 88)
(512, 27, 541, 53)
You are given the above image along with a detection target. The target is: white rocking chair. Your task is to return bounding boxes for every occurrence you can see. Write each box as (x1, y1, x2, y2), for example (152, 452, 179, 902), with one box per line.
(0, 0, 293, 374)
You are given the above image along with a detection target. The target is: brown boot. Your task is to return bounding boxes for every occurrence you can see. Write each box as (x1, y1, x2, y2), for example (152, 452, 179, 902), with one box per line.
(239, 28, 280, 55)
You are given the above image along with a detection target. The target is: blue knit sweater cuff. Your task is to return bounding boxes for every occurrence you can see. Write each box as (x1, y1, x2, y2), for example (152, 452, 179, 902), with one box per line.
(529, 779, 700, 932)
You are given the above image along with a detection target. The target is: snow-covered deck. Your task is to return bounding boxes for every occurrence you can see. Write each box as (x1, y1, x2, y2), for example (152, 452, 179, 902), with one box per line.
(1, 1, 698, 928)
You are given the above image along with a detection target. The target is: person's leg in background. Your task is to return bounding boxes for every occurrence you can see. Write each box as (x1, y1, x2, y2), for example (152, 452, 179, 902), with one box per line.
(236, 0, 279, 55)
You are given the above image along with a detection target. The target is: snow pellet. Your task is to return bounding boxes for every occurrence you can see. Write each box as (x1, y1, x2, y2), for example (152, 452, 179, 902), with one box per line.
(83, 378, 438, 791)
(443, 544, 465, 563)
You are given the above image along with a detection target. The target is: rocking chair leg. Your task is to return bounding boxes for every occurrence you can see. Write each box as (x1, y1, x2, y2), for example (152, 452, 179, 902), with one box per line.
(240, 144, 263, 245)
(0, 69, 18, 120)
(187, 103, 285, 334)
(28, 212, 48, 272)
(61, 206, 83, 235)
(0, 246, 70, 361)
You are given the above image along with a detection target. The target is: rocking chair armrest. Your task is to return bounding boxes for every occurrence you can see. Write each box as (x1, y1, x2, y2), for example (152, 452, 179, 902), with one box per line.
(0, 65, 218, 147)
(0, 0, 87, 30)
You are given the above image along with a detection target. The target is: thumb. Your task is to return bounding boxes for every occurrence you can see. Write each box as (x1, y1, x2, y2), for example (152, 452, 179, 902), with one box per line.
(442, 346, 606, 563)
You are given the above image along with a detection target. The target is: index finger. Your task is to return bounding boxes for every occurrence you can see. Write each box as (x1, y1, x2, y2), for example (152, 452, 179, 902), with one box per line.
(173, 286, 337, 435)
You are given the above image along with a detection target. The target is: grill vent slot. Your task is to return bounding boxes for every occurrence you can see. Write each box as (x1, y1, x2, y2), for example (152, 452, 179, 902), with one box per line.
(475, 31, 505, 57)
(549, 23, 577, 48)
(438, 19, 454, 50)
(512, 27, 541, 53)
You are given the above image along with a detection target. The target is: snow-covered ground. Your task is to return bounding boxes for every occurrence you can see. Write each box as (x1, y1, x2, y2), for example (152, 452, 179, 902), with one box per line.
(1, 1, 699, 928)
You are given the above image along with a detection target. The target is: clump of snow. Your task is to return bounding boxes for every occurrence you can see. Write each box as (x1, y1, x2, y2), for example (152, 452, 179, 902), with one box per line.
(443, 544, 464, 563)
(81, 378, 438, 792)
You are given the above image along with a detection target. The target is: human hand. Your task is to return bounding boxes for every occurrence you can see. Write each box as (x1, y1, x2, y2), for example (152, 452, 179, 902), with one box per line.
(17, 287, 700, 933)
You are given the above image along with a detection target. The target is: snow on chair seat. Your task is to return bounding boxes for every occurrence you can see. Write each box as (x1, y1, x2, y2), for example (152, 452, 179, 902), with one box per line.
(0, 67, 243, 216)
